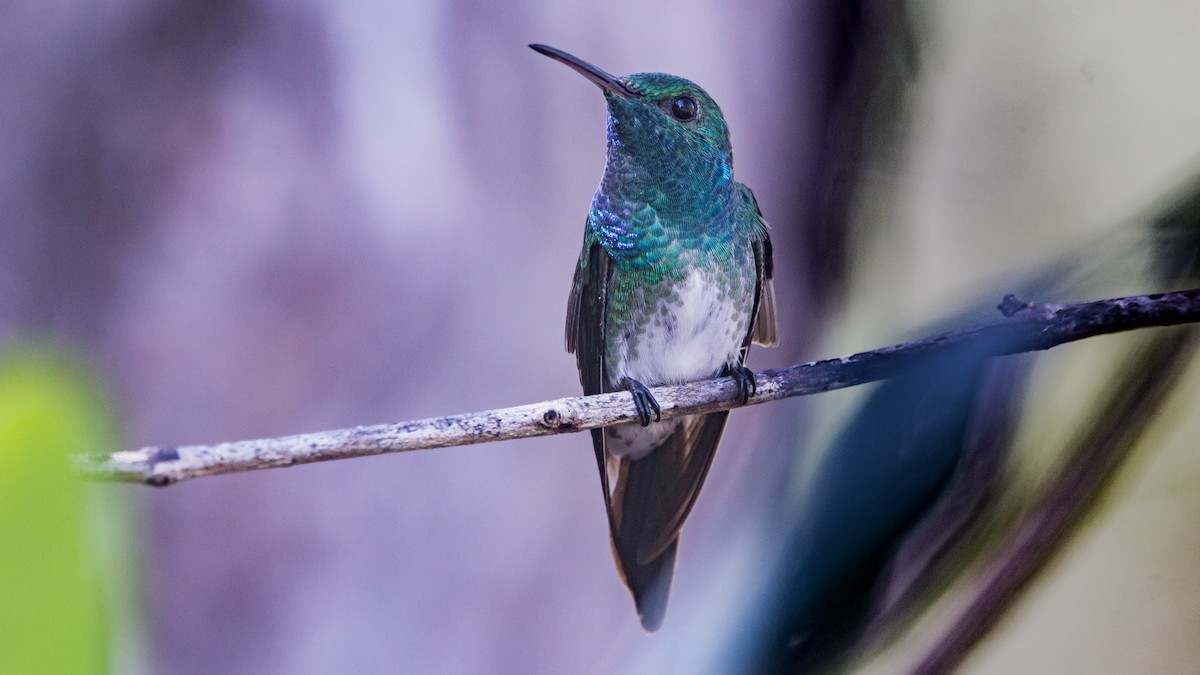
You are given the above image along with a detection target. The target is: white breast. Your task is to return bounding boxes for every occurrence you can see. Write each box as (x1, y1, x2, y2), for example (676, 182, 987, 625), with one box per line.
(613, 267, 748, 387)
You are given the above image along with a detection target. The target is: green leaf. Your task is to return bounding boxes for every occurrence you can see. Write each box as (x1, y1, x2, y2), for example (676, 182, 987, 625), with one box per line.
(0, 346, 119, 674)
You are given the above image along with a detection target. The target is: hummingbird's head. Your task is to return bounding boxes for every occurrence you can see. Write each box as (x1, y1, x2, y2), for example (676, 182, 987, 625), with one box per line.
(531, 44, 735, 203)
(607, 72, 732, 158)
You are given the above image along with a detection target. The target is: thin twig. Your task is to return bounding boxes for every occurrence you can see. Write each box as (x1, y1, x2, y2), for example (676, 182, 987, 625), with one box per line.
(75, 288, 1200, 486)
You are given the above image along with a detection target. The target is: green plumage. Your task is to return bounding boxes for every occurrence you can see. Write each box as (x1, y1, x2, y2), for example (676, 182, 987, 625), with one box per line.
(533, 44, 778, 631)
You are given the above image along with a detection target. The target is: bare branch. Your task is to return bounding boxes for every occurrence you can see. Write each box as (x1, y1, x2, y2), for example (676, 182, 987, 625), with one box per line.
(76, 288, 1200, 486)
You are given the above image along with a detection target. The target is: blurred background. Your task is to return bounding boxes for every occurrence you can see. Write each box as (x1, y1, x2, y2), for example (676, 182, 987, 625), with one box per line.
(2, 1, 1200, 673)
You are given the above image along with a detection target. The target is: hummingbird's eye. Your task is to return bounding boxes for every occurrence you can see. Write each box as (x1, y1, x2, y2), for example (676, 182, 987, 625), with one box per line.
(670, 96, 697, 122)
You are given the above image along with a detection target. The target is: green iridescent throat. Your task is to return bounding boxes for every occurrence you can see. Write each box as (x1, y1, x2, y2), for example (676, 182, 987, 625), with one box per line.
(587, 73, 740, 271)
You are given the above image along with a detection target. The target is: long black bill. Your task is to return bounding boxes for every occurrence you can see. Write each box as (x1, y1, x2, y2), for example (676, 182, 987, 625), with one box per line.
(529, 44, 640, 98)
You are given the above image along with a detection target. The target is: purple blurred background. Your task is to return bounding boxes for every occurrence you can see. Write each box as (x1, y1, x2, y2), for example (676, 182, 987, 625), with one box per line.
(1, 1, 832, 672)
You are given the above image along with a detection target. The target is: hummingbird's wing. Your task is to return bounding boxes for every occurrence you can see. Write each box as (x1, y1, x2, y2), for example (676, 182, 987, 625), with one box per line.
(742, 184, 779, 347)
(751, 235, 778, 346)
(565, 234, 616, 505)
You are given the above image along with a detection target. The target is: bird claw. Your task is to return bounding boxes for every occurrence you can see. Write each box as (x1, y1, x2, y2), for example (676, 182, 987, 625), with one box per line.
(730, 365, 756, 405)
(622, 378, 661, 426)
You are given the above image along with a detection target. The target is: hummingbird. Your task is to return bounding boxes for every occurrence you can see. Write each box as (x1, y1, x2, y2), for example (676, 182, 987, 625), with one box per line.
(531, 44, 778, 631)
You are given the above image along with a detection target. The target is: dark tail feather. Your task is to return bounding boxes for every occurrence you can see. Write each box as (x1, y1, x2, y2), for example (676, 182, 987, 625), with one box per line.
(607, 412, 728, 631)
(621, 537, 677, 631)
(612, 449, 681, 632)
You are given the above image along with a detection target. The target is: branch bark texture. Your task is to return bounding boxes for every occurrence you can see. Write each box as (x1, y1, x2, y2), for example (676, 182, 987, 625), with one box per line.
(77, 288, 1200, 486)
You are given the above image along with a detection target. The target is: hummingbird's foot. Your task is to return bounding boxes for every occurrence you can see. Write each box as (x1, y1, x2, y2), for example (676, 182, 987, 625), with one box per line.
(621, 377, 662, 426)
(729, 365, 757, 405)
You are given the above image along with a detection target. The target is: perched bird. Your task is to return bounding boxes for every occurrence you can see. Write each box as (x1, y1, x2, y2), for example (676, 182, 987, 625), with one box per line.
(531, 44, 778, 631)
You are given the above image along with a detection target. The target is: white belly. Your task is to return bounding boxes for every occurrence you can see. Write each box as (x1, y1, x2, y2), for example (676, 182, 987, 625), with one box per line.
(613, 267, 748, 388)
(605, 267, 751, 459)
